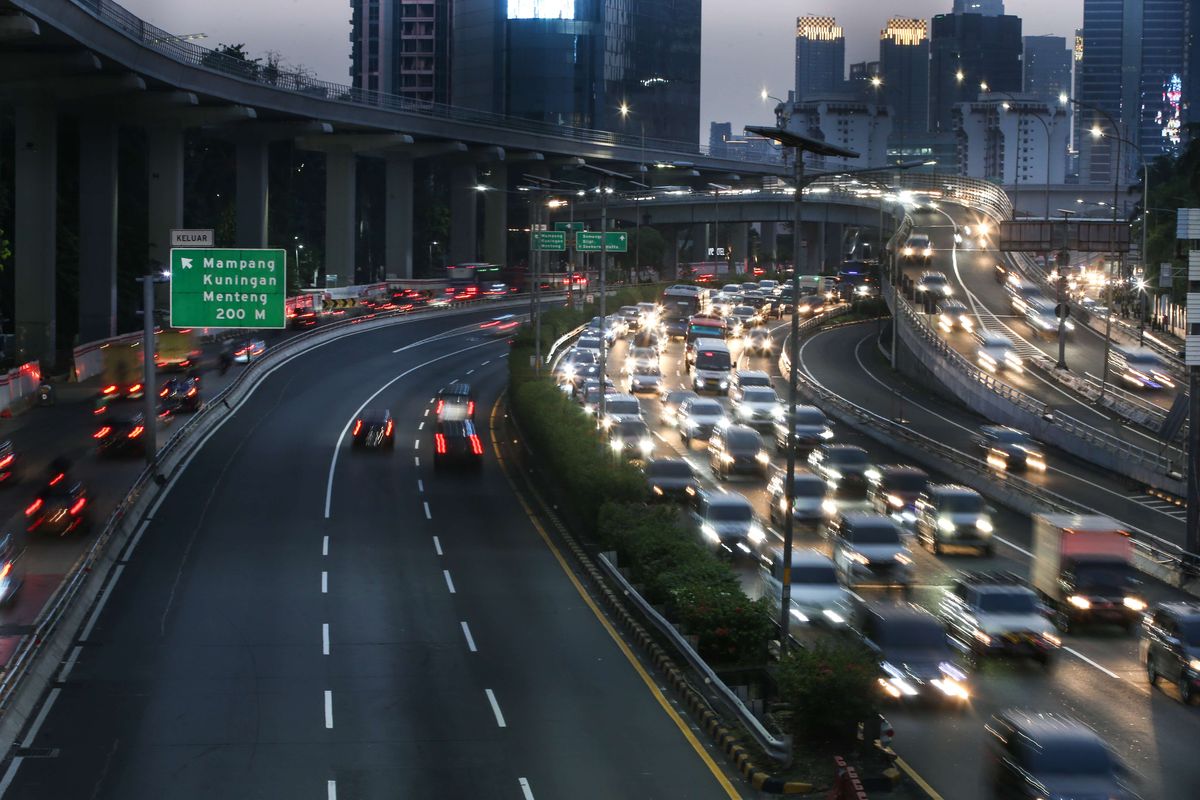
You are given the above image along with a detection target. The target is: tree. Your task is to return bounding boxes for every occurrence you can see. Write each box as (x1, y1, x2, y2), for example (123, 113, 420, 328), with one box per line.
(200, 43, 261, 81)
(775, 641, 880, 745)
(622, 226, 666, 272)
(1144, 124, 1200, 300)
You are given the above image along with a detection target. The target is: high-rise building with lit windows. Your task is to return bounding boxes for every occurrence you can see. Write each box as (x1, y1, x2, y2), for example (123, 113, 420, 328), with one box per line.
(350, 0, 451, 103)
(928, 12, 1023, 134)
(953, 0, 1005, 15)
(879, 18, 930, 141)
(795, 16, 845, 102)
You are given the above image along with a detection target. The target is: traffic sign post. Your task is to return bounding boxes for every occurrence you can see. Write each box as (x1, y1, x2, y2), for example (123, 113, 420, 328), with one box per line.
(576, 231, 628, 253)
(169, 248, 287, 328)
(170, 229, 214, 248)
(531, 230, 566, 251)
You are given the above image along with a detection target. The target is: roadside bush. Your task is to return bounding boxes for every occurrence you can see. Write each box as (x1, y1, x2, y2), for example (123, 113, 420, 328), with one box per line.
(775, 641, 879, 745)
(670, 583, 773, 666)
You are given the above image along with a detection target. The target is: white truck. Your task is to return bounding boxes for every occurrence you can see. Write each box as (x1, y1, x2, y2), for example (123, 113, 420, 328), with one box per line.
(1031, 514, 1146, 633)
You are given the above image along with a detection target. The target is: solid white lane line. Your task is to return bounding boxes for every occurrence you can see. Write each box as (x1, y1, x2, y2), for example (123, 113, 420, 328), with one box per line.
(518, 777, 535, 800)
(424, 501, 432, 520)
(418, 479, 424, 493)
(0, 758, 23, 795)
(324, 690, 334, 728)
(1064, 646, 1121, 679)
(324, 339, 499, 518)
(444, 570, 456, 594)
(433, 536, 443, 555)
(79, 564, 124, 642)
(461, 621, 478, 652)
(21, 687, 60, 749)
(328, 780, 337, 800)
(321, 572, 328, 593)
(414, 438, 420, 450)
(322, 535, 329, 556)
(322, 623, 330, 655)
(485, 689, 507, 728)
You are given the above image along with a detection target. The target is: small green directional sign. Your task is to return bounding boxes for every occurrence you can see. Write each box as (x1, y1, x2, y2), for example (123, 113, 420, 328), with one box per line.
(554, 221, 586, 233)
(531, 230, 566, 251)
(170, 248, 287, 328)
(575, 231, 628, 253)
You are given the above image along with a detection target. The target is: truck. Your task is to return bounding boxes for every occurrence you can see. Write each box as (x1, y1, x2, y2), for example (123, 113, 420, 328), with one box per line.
(155, 328, 200, 372)
(1031, 514, 1145, 633)
(96, 341, 144, 411)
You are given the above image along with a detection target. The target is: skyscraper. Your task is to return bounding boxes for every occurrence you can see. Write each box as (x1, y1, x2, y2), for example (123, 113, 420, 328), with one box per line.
(1187, 0, 1199, 125)
(1023, 35, 1072, 103)
(848, 61, 882, 100)
(1078, 0, 1187, 185)
(451, 0, 701, 142)
(795, 16, 846, 102)
(709, 122, 733, 157)
(349, 0, 451, 103)
(879, 18, 930, 141)
(928, 12, 1023, 133)
(952, 0, 1005, 14)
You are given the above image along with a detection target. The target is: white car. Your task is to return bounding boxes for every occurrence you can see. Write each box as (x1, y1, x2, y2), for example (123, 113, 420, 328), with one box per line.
(743, 326, 772, 356)
(829, 513, 914, 588)
(600, 394, 643, 429)
(760, 549, 854, 628)
(627, 365, 663, 395)
(625, 346, 659, 373)
(917, 271, 952, 297)
(691, 491, 766, 558)
(732, 386, 783, 428)
(976, 333, 1023, 374)
(936, 300, 973, 333)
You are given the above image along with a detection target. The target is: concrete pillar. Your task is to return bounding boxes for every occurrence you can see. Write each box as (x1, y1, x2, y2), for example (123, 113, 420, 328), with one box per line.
(760, 221, 777, 266)
(825, 223, 844, 268)
(385, 154, 414, 279)
(730, 223, 749, 274)
(449, 161, 478, 265)
(14, 105, 57, 368)
(482, 163, 507, 265)
(147, 126, 184, 270)
(665, 226, 680, 279)
(235, 139, 269, 247)
(78, 121, 119, 342)
(690, 223, 707, 263)
(325, 150, 357, 284)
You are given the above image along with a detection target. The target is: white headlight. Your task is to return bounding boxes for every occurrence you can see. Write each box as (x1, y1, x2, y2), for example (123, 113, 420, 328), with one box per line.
(938, 516, 956, 533)
(976, 518, 994, 533)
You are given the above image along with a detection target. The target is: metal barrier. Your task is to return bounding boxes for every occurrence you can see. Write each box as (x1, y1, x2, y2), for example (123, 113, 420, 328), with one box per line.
(0, 362, 43, 415)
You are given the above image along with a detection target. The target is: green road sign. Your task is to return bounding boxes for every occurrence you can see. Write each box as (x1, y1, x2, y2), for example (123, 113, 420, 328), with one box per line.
(170, 248, 287, 328)
(531, 230, 566, 251)
(576, 231, 628, 253)
(554, 221, 586, 233)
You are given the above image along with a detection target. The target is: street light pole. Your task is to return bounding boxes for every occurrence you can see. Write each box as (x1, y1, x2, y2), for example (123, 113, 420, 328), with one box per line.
(1055, 208, 1077, 370)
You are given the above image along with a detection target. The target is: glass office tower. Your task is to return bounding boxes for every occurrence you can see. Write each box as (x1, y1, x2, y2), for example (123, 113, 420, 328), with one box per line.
(928, 12, 1023, 133)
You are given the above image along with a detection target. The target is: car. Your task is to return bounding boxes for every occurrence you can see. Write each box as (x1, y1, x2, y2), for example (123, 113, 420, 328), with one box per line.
(939, 573, 1060, 667)
(0, 440, 18, 485)
(158, 376, 202, 413)
(757, 279, 780, 296)
(867, 464, 930, 526)
(808, 444, 872, 500)
(678, 397, 728, 445)
(631, 329, 662, 353)
(625, 346, 659, 373)
(916, 270, 951, 296)
(743, 326, 772, 356)
(660, 389, 698, 425)
(976, 333, 1023, 374)
(766, 469, 830, 528)
(915, 484, 995, 555)
(707, 425, 770, 480)
(732, 386, 783, 429)
(352, 410, 395, 449)
(0, 533, 23, 606)
(577, 379, 616, 414)
(1141, 601, 1200, 704)
(727, 305, 758, 334)
(691, 491, 766, 558)
(94, 413, 148, 457)
(599, 394, 643, 429)
(728, 369, 773, 402)
(636, 302, 658, 327)
(433, 420, 483, 471)
(646, 458, 699, 502)
(608, 418, 654, 461)
(773, 405, 833, 454)
(232, 338, 266, 364)
(936, 299, 973, 333)
(480, 315, 521, 337)
(859, 603, 970, 704)
(828, 513, 914, 588)
(25, 472, 90, 536)
(554, 348, 596, 384)
(290, 310, 321, 329)
(617, 305, 642, 332)
(626, 364, 663, 395)
(1110, 346, 1177, 390)
(977, 425, 1046, 473)
(902, 234, 933, 264)
(794, 294, 826, 317)
(774, 287, 796, 315)
(760, 549, 854, 628)
(985, 710, 1134, 799)
(436, 383, 475, 421)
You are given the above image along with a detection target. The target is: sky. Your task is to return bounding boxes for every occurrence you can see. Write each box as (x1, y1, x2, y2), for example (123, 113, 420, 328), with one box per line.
(123, 0, 1083, 143)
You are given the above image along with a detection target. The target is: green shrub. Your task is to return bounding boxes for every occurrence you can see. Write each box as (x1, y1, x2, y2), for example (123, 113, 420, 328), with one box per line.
(670, 584, 773, 666)
(776, 641, 880, 745)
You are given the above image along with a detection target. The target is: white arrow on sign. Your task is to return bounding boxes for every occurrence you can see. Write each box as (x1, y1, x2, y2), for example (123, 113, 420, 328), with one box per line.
(180, 257, 193, 269)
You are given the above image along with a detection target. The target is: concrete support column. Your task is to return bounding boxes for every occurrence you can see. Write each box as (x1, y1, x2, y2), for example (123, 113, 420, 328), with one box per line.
(690, 222, 708, 263)
(449, 162, 478, 265)
(385, 154, 414, 279)
(802, 222, 820, 273)
(236, 140, 269, 248)
(482, 163, 507, 266)
(79, 121, 119, 342)
(325, 149, 357, 284)
(14, 105, 57, 368)
(730, 223, 749, 274)
(760, 221, 777, 266)
(147, 125, 184, 270)
(665, 226, 680, 279)
(825, 223, 844, 269)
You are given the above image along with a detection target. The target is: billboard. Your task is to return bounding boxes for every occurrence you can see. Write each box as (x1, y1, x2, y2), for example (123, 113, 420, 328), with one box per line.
(998, 221, 1131, 253)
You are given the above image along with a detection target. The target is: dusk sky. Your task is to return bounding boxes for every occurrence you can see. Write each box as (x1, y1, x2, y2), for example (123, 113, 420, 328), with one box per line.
(124, 0, 1083, 142)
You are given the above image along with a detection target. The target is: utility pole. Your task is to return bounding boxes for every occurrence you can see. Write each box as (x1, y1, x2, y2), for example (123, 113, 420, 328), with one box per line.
(137, 269, 162, 466)
(1055, 208, 1077, 370)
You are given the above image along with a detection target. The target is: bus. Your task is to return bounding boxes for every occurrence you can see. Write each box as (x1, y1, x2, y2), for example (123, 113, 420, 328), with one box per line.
(660, 285, 709, 339)
(686, 314, 728, 345)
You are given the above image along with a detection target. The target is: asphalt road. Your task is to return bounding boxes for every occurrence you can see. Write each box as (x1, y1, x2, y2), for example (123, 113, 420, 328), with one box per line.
(3, 313, 737, 799)
(586, 310, 1199, 800)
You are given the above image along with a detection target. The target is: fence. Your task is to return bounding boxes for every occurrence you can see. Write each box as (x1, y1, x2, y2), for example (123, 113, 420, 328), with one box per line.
(0, 362, 43, 415)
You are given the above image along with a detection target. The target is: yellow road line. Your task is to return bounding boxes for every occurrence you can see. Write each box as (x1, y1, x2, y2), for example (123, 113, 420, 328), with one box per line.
(894, 756, 945, 800)
(489, 396, 741, 799)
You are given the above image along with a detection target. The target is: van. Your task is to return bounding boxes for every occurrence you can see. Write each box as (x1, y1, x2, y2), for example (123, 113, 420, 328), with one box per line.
(689, 338, 732, 394)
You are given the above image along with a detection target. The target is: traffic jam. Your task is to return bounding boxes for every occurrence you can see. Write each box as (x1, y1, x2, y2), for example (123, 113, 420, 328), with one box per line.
(550, 278, 1195, 799)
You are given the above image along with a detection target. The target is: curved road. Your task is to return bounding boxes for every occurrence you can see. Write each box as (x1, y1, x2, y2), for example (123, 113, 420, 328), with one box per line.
(1, 312, 737, 799)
